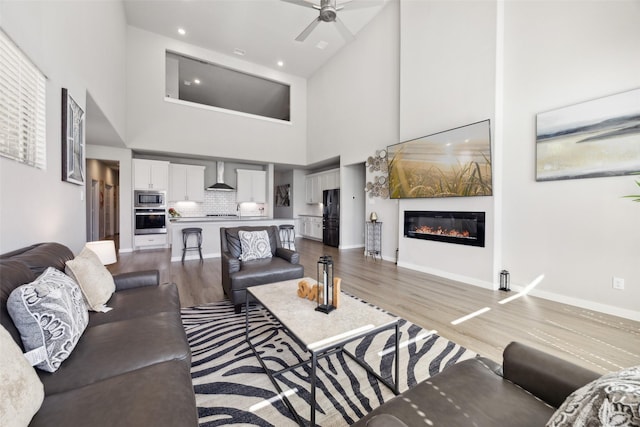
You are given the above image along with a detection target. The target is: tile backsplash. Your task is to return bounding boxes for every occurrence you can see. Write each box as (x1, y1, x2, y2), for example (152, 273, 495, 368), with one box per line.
(169, 191, 265, 217)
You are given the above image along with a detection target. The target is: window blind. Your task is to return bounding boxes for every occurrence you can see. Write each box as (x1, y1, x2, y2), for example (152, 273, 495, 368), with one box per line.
(0, 29, 46, 169)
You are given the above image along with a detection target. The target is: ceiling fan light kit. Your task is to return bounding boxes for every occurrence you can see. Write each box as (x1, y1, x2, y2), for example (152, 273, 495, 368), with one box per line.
(283, 0, 377, 42)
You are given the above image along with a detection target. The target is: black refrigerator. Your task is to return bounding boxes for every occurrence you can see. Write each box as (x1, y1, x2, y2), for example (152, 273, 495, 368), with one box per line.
(323, 189, 340, 247)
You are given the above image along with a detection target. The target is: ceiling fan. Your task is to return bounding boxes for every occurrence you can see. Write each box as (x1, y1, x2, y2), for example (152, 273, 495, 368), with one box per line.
(282, 0, 380, 42)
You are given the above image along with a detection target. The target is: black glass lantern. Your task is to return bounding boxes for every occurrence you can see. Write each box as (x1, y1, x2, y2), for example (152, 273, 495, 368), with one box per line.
(499, 269, 511, 291)
(316, 255, 335, 314)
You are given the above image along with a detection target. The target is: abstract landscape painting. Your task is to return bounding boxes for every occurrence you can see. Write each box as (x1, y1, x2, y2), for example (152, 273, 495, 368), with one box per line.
(536, 88, 640, 181)
(387, 120, 492, 199)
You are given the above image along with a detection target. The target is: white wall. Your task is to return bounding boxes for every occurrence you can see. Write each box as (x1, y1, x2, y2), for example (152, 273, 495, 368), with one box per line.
(340, 163, 366, 249)
(274, 170, 294, 219)
(398, 0, 497, 286)
(126, 27, 307, 165)
(291, 169, 308, 232)
(307, 0, 400, 258)
(365, 159, 400, 261)
(0, 1, 127, 254)
(307, 1, 400, 167)
(502, 1, 640, 319)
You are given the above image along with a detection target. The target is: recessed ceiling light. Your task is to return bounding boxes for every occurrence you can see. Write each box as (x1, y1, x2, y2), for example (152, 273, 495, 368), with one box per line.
(178, 28, 186, 36)
(277, 60, 284, 67)
(194, 78, 201, 84)
(233, 48, 246, 56)
(316, 41, 329, 50)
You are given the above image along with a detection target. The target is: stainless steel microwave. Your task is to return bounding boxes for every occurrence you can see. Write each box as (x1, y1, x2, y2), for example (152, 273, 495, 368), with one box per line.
(134, 190, 166, 208)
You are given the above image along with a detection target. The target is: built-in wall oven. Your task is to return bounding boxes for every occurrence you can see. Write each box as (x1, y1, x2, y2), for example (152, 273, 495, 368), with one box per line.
(134, 190, 167, 235)
(135, 208, 167, 235)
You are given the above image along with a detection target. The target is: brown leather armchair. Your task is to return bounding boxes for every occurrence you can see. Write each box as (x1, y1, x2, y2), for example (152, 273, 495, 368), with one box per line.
(220, 225, 304, 313)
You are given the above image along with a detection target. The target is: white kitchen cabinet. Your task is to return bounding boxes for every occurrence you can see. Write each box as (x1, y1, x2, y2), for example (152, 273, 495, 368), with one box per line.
(311, 217, 323, 240)
(305, 174, 320, 204)
(134, 233, 168, 248)
(305, 168, 339, 204)
(134, 159, 169, 190)
(300, 216, 323, 241)
(236, 169, 266, 203)
(324, 169, 340, 191)
(169, 164, 205, 202)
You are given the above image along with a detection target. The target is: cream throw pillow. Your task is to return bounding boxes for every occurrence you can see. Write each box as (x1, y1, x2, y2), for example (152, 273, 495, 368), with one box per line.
(65, 246, 115, 311)
(0, 325, 45, 427)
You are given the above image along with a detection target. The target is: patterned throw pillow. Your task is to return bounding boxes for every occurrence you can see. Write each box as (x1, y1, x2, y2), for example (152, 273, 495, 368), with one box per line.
(546, 365, 640, 427)
(7, 267, 89, 372)
(238, 230, 273, 262)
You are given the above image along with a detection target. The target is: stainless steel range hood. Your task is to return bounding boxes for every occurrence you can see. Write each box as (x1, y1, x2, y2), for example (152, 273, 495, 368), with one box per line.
(206, 161, 234, 191)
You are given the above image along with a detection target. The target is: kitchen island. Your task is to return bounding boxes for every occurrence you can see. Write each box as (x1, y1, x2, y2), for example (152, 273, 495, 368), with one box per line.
(169, 217, 295, 262)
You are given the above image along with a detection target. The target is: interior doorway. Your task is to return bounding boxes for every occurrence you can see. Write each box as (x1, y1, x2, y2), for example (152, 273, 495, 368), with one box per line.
(104, 184, 114, 238)
(90, 180, 100, 241)
(86, 159, 120, 251)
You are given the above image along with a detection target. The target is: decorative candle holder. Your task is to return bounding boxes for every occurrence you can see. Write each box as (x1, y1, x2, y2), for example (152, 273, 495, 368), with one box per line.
(316, 255, 335, 314)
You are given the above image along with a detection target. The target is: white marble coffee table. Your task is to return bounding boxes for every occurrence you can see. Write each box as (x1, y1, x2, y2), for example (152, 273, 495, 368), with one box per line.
(245, 277, 400, 426)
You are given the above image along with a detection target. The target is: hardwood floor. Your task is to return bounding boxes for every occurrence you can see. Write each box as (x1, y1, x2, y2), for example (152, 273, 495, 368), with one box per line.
(109, 238, 640, 374)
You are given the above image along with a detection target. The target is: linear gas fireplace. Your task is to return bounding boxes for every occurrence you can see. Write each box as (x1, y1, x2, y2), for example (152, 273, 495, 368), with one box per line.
(404, 211, 485, 247)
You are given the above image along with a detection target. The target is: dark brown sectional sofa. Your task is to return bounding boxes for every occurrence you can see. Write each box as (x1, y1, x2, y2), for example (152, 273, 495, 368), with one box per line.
(0, 243, 197, 426)
(353, 341, 601, 427)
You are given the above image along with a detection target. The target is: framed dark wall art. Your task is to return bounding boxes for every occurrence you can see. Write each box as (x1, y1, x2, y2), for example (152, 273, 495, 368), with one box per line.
(276, 184, 291, 207)
(536, 88, 640, 181)
(61, 88, 85, 185)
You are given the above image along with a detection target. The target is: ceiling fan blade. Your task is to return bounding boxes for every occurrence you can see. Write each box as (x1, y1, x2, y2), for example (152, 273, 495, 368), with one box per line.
(334, 17, 355, 42)
(281, 0, 318, 10)
(338, 0, 385, 10)
(295, 17, 322, 42)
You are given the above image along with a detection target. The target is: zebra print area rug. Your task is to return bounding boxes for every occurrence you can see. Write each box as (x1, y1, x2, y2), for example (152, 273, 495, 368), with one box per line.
(182, 299, 476, 426)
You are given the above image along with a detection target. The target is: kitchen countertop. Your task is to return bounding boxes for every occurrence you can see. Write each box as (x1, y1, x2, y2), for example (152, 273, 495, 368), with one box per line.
(298, 214, 322, 217)
(170, 216, 274, 223)
(168, 216, 296, 262)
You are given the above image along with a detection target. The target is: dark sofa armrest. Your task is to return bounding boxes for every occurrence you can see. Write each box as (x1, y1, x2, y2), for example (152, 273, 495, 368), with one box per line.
(502, 342, 600, 408)
(275, 248, 300, 264)
(222, 251, 241, 273)
(113, 270, 159, 291)
(365, 414, 409, 427)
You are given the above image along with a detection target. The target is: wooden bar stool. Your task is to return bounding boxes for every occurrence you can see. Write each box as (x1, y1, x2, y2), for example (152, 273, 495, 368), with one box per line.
(182, 227, 203, 263)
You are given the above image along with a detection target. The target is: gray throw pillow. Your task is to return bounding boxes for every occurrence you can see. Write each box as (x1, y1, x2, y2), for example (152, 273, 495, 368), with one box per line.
(546, 365, 640, 427)
(7, 267, 89, 372)
(238, 230, 272, 261)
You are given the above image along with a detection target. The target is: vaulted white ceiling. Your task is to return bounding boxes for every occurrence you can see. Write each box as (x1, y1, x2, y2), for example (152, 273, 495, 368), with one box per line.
(123, 0, 388, 78)
(88, 1, 388, 151)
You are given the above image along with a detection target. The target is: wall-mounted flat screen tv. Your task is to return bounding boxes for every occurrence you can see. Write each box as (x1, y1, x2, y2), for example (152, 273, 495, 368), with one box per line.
(387, 119, 493, 199)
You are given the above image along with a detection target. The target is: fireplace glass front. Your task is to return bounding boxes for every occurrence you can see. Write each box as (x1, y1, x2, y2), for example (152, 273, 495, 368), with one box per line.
(404, 211, 485, 247)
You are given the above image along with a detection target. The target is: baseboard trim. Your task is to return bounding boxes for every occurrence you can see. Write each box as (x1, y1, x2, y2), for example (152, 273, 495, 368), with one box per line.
(170, 252, 220, 263)
(397, 261, 639, 321)
(340, 244, 364, 250)
(526, 288, 640, 322)
(397, 261, 495, 290)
